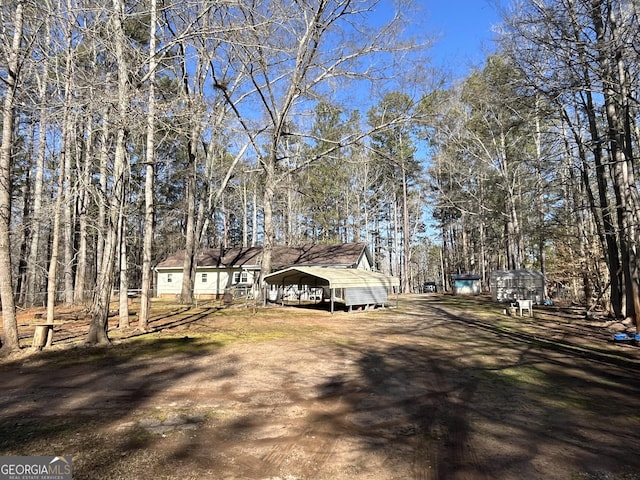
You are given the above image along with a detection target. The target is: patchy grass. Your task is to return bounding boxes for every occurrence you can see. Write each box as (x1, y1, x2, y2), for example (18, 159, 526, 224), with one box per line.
(496, 365, 548, 387)
(23, 323, 328, 368)
(4, 294, 640, 480)
(8, 301, 332, 367)
(547, 393, 593, 411)
(0, 418, 81, 453)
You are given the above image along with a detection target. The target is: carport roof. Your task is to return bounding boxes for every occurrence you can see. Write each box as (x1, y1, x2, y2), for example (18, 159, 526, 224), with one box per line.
(263, 267, 399, 289)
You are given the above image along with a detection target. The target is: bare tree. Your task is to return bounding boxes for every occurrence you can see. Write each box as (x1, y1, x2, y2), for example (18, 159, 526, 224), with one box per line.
(73, 112, 92, 305)
(25, 1, 53, 308)
(501, 0, 640, 322)
(45, 126, 66, 344)
(60, 0, 77, 308)
(139, 0, 158, 331)
(86, 0, 131, 344)
(211, 0, 426, 281)
(589, 0, 640, 326)
(0, 0, 24, 352)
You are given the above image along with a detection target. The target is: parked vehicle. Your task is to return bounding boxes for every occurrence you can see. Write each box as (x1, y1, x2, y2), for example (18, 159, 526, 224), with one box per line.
(423, 282, 437, 293)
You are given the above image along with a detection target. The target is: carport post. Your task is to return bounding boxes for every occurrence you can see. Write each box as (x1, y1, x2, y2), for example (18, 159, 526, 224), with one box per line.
(330, 288, 334, 314)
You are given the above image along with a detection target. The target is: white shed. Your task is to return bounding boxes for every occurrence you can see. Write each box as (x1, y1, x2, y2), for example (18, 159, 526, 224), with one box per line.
(490, 270, 546, 303)
(451, 274, 482, 295)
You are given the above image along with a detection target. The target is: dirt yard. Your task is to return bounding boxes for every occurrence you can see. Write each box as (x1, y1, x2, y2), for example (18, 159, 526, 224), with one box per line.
(1, 294, 640, 480)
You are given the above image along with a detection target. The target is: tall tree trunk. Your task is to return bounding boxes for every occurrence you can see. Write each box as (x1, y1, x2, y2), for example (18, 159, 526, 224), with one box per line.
(461, 217, 470, 272)
(479, 218, 487, 288)
(560, 0, 622, 314)
(87, 216, 118, 345)
(96, 104, 110, 281)
(252, 188, 258, 247)
(74, 114, 91, 304)
(16, 127, 32, 306)
(62, 100, 75, 306)
(46, 140, 66, 346)
(569, 103, 622, 315)
(87, 0, 129, 344)
(242, 181, 249, 247)
(118, 204, 129, 328)
(591, 0, 640, 327)
(499, 130, 519, 270)
(440, 225, 448, 292)
(609, 5, 640, 330)
(25, 4, 51, 308)
(139, 0, 157, 331)
(389, 201, 395, 275)
(177, 38, 203, 305)
(180, 150, 197, 304)
(61, 0, 76, 305)
(261, 161, 276, 277)
(534, 98, 546, 275)
(0, 0, 24, 352)
(401, 163, 410, 293)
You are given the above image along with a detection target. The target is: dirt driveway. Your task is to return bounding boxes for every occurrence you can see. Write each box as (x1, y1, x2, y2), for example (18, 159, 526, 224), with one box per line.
(1, 294, 640, 480)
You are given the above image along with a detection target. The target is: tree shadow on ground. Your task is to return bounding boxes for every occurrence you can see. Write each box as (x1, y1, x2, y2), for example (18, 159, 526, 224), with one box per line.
(311, 296, 640, 479)
(42, 306, 223, 346)
(0, 335, 228, 478)
(4, 295, 640, 479)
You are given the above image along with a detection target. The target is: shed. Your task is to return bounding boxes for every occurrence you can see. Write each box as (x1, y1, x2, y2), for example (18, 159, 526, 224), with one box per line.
(490, 269, 545, 303)
(263, 266, 399, 313)
(451, 274, 481, 295)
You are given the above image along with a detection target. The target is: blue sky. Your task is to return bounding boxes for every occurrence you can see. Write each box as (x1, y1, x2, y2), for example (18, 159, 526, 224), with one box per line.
(421, 0, 503, 77)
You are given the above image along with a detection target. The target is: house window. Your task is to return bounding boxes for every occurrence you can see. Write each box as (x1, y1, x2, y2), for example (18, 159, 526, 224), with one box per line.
(233, 271, 248, 284)
(201, 273, 208, 283)
(167, 273, 172, 283)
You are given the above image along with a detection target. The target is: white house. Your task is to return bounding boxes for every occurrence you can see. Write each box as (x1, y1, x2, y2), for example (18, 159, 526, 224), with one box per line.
(155, 243, 374, 299)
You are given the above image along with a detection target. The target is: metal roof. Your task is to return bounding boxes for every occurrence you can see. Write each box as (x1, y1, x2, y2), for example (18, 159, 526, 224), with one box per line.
(490, 269, 545, 279)
(263, 267, 399, 289)
(451, 274, 481, 280)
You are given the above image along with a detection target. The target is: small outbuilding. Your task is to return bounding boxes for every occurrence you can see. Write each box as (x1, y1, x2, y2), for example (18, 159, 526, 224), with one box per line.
(263, 266, 399, 313)
(451, 274, 482, 295)
(490, 269, 545, 303)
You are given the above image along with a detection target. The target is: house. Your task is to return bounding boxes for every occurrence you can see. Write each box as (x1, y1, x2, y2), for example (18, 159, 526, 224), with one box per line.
(155, 243, 374, 299)
(489, 269, 545, 303)
(451, 274, 482, 295)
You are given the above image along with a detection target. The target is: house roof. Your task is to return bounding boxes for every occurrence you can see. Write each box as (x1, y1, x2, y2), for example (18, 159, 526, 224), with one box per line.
(451, 274, 481, 281)
(263, 266, 399, 289)
(156, 247, 262, 269)
(156, 243, 371, 270)
(490, 269, 545, 279)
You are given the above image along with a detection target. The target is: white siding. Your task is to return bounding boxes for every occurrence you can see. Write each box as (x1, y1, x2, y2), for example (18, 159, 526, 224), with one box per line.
(356, 257, 370, 270)
(157, 268, 258, 297)
(156, 270, 183, 296)
(194, 268, 229, 296)
(344, 286, 388, 306)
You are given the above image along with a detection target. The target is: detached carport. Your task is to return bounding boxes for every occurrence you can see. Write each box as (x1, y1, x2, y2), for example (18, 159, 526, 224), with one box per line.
(263, 267, 399, 313)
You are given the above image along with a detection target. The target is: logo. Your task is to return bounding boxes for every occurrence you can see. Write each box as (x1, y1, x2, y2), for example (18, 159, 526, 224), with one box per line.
(0, 456, 72, 480)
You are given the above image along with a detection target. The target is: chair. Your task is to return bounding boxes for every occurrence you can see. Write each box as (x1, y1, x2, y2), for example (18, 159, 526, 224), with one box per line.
(517, 299, 533, 317)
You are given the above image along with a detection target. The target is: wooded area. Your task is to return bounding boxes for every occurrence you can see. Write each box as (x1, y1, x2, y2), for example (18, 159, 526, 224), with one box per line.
(429, 0, 640, 328)
(0, 0, 639, 351)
